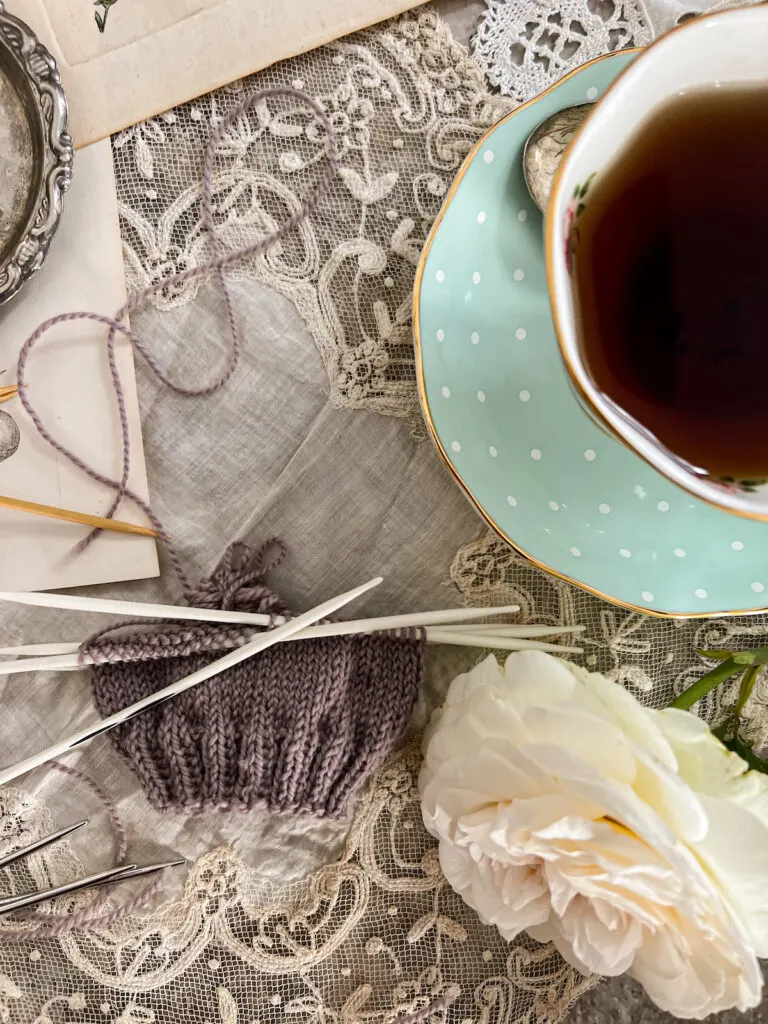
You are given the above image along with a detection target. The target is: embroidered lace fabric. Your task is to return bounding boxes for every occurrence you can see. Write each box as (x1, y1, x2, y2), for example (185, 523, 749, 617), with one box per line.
(2, 5, 767, 1023)
(470, 0, 750, 103)
(111, 10, 512, 424)
(0, 743, 594, 1024)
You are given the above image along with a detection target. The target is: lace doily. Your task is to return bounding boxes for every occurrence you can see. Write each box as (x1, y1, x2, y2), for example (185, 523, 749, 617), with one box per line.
(450, 530, 768, 751)
(0, 741, 594, 1024)
(112, 10, 511, 424)
(470, 0, 755, 103)
(472, 0, 650, 102)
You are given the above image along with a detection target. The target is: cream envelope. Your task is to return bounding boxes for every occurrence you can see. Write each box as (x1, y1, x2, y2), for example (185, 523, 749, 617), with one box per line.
(12, 0, 425, 146)
(0, 140, 159, 591)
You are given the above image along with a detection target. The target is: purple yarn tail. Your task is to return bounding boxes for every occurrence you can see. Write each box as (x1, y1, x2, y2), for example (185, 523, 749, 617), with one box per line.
(15, 87, 340, 596)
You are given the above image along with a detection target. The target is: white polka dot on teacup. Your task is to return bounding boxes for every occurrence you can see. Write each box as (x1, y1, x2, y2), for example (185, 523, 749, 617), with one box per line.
(516, 327, 527, 340)
(506, 495, 517, 506)
(436, 328, 444, 341)
(513, 269, 525, 281)
(451, 440, 461, 452)
(619, 549, 632, 558)
(435, 269, 445, 283)
(483, 150, 494, 163)
(477, 211, 486, 224)
(471, 332, 480, 345)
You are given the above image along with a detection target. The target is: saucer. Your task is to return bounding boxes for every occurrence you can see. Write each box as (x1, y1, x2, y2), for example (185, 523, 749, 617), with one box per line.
(414, 50, 768, 618)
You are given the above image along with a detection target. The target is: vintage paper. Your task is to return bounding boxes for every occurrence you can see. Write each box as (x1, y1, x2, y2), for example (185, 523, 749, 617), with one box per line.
(0, 140, 159, 591)
(12, 0, 426, 147)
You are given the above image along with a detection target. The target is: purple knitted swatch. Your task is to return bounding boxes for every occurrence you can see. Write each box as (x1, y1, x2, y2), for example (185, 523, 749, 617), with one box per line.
(85, 545, 424, 817)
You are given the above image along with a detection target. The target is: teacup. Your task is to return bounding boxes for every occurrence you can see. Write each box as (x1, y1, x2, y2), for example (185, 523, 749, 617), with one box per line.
(546, 5, 768, 522)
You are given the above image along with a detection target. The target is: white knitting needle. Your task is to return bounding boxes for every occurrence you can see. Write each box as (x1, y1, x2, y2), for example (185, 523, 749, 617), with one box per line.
(0, 624, 585, 660)
(0, 576, 382, 787)
(0, 629, 583, 677)
(426, 630, 581, 654)
(437, 624, 585, 636)
(0, 624, 585, 661)
(0, 590, 520, 630)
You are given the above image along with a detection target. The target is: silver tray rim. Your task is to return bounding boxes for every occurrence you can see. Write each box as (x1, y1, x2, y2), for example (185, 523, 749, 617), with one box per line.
(0, 0, 72, 306)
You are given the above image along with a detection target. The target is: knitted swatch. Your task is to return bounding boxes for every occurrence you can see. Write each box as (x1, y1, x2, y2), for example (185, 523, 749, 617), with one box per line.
(85, 544, 424, 818)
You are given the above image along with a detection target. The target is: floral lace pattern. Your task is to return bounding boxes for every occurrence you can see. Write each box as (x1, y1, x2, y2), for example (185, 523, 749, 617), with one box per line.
(450, 529, 768, 749)
(470, 0, 758, 104)
(472, 0, 651, 102)
(0, 743, 594, 1024)
(112, 10, 512, 422)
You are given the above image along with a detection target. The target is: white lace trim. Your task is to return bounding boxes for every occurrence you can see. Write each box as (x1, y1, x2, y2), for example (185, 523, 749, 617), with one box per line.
(113, 10, 511, 422)
(472, 0, 651, 103)
(0, 742, 594, 1024)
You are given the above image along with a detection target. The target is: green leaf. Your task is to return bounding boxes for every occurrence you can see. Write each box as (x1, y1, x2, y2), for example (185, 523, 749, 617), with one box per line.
(733, 646, 768, 665)
(723, 733, 768, 774)
(576, 202, 586, 216)
(695, 648, 734, 661)
(736, 664, 760, 720)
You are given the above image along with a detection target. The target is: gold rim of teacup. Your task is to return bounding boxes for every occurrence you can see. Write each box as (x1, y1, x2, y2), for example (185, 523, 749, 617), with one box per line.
(545, 5, 768, 525)
(414, 46, 768, 620)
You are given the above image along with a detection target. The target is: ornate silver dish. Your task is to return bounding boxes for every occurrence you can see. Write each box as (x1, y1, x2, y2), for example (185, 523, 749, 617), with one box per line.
(0, 1, 72, 305)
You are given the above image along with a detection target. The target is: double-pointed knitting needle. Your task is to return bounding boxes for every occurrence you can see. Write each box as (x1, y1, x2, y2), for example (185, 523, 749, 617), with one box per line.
(0, 385, 18, 405)
(0, 820, 88, 870)
(0, 576, 382, 787)
(0, 629, 583, 677)
(0, 625, 584, 660)
(0, 590, 520, 629)
(0, 859, 186, 916)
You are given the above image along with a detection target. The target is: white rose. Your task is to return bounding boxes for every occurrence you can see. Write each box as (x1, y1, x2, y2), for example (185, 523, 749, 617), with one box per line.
(419, 651, 768, 1019)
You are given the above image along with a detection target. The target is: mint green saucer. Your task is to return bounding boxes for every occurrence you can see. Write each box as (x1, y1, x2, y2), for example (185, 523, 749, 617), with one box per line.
(415, 51, 768, 618)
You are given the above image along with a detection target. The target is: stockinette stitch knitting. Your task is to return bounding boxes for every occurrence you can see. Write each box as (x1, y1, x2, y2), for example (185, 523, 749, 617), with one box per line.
(85, 543, 425, 817)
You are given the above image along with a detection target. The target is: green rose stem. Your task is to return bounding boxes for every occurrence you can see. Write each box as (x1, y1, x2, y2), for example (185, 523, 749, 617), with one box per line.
(670, 658, 740, 710)
(671, 646, 768, 711)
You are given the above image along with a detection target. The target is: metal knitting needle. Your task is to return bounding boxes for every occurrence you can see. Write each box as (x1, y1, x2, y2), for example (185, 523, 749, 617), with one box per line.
(0, 859, 185, 916)
(0, 820, 88, 870)
(0, 576, 382, 787)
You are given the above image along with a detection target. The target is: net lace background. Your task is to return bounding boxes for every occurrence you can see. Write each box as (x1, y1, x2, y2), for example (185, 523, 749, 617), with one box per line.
(0, 3, 765, 1022)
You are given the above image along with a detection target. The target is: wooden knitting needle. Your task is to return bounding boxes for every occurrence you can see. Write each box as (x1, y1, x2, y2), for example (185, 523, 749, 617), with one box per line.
(0, 495, 158, 538)
(0, 385, 18, 404)
(0, 575, 383, 787)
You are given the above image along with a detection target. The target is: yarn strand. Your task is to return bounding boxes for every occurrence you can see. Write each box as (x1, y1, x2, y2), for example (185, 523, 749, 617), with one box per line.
(15, 87, 340, 595)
